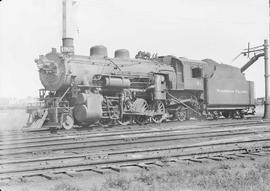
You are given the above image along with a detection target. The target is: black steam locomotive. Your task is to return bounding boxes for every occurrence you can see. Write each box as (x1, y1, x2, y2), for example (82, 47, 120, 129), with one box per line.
(27, 44, 255, 129)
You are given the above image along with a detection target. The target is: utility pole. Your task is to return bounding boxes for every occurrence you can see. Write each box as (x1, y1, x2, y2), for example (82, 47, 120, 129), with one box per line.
(263, 39, 270, 119)
(239, 39, 270, 119)
(263, 0, 270, 119)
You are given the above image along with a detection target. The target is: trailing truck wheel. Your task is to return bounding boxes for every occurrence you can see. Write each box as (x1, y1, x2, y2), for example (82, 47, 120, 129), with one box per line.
(151, 101, 165, 124)
(118, 115, 133, 125)
(61, 114, 74, 130)
(98, 118, 113, 127)
(175, 107, 186, 122)
(135, 115, 149, 125)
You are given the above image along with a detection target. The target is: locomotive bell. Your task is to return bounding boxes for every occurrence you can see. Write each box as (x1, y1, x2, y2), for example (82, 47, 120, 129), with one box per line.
(114, 49, 130, 59)
(90, 45, 108, 58)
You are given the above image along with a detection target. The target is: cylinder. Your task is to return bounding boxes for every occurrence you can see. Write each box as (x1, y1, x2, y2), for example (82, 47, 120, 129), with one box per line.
(73, 93, 103, 123)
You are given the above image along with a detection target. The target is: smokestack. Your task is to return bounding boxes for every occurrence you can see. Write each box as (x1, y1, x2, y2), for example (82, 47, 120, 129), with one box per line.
(61, 0, 75, 54)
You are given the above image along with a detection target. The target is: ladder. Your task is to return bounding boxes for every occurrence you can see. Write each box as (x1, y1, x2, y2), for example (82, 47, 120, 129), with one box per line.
(29, 109, 48, 129)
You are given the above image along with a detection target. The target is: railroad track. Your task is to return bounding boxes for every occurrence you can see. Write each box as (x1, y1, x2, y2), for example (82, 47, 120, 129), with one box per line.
(0, 119, 270, 181)
(0, 122, 269, 157)
(1, 118, 269, 142)
(1, 134, 270, 180)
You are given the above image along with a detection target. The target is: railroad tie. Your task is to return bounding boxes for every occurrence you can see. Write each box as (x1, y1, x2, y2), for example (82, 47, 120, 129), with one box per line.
(39, 173, 55, 180)
(61, 170, 76, 177)
(161, 157, 178, 163)
(205, 156, 225, 161)
(90, 168, 104, 174)
(152, 161, 165, 167)
(104, 165, 121, 172)
(233, 153, 255, 160)
(135, 163, 149, 170)
(74, 167, 104, 175)
(185, 158, 204, 163)
(249, 152, 267, 156)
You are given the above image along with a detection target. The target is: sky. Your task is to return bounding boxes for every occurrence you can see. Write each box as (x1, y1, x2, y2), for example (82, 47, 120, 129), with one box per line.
(0, 0, 269, 98)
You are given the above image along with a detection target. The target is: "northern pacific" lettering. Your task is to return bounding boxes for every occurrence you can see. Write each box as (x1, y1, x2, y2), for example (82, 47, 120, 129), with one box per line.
(216, 89, 248, 94)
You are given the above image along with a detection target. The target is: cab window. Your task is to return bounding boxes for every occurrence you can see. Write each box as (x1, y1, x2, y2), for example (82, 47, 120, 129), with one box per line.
(192, 67, 202, 78)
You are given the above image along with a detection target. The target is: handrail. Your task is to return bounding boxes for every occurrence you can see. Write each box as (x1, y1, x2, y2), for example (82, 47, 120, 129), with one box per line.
(166, 91, 201, 116)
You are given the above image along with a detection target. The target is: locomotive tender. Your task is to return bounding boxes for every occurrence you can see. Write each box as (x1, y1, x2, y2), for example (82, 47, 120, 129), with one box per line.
(27, 44, 255, 129)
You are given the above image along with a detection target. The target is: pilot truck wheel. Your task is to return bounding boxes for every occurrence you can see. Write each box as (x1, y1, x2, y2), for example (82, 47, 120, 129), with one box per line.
(61, 113, 74, 130)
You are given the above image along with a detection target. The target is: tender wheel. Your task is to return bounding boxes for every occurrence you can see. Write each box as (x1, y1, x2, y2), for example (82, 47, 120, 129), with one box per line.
(98, 118, 113, 127)
(61, 113, 74, 130)
(152, 101, 165, 124)
(239, 111, 245, 119)
(232, 111, 240, 119)
(211, 111, 219, 120)
(222, 111, 230, 118)
(175, 107, 186, 122)
(118, 115, 133, 125)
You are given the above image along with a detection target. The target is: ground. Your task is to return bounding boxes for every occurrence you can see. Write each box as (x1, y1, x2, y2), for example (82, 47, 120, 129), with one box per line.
(0, 105, 268, 191)
(1, 155, 270, 191)
(0, 109, 28, 131)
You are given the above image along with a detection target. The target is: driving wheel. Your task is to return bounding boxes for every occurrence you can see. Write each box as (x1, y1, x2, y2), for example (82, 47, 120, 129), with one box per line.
(152, 101, 165, 123)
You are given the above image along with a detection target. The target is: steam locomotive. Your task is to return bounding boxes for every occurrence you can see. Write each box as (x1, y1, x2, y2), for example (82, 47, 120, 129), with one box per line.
(27, 44, 255, 129)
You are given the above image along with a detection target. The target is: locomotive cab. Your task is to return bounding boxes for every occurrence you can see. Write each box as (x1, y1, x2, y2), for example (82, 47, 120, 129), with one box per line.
(159, 56, 205, 91)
